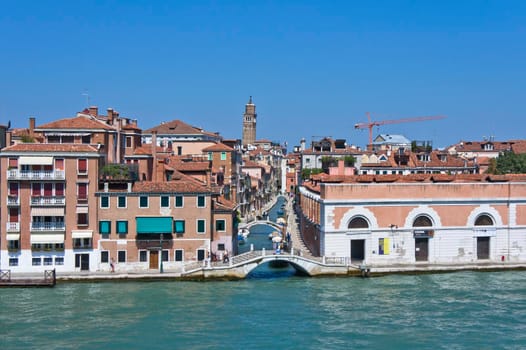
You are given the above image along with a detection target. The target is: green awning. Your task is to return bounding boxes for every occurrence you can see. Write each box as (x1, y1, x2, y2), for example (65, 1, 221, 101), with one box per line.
(136, 217, 173, 234)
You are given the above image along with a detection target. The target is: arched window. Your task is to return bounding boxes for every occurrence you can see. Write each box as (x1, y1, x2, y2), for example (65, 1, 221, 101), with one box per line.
(348, 217, 369, 229)
(413, 215, 433, 227)
(475, 214, 494, 226)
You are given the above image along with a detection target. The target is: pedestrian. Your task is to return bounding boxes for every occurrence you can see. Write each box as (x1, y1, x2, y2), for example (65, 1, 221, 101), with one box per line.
(110, 258, 115, 273)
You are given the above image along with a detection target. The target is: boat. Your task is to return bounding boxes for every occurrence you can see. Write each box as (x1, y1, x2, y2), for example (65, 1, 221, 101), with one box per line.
(238, 228, 250, 239)
(268, 231, 282, 240)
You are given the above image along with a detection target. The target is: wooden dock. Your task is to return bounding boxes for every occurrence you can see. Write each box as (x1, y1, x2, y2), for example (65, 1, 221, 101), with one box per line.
(0, 269, 56, 287)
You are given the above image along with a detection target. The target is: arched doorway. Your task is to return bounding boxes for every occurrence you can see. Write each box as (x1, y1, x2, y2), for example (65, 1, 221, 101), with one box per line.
(348, 216, 369, 262)
(474, 214, 493, 259)
(413, 215, 433, 262)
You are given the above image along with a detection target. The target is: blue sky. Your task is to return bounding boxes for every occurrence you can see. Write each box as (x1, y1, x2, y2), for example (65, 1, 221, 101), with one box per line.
(1, 0, 524, 150)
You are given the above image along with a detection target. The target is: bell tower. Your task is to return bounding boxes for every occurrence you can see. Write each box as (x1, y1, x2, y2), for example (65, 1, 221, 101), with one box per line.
(242, 96, 257, 146)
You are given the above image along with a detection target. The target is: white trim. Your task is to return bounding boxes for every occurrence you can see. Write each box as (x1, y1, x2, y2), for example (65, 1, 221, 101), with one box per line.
(117, 195, 127, 209)
(160, 195, 170, 208)
(71, 230, 93, 239)
(76, 206, 89, 214)
(339, 207, 378, 231)
(404, 206, 442, 228)
(138, 195, 149, 209)
(175, 195, 184, 208)
(196, 219, 206, 234)
(6, 233, 20, 241)
(467, 205, 503, 227)
(197, 195, 206, 208)
(19, 156, 54, 165)
(30, 234, 65, 244)
(174, 249, 184, 262)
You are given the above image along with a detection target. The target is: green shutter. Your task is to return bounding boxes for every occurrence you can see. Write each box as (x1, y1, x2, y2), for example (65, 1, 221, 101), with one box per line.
(197, 196, 205, 207)
(139, 196, 148, 208)
(136, 217, 173, 234)
(101, 196, 109, 208)
(161, 196, 169, 207)
(118, 196, 126, 208)
(117, 221, 128, 234)
(175, 196, 183, 207)
(99, 221, 110, 234)
(197, 220, 205, 233)
(174, 220, 185, 234)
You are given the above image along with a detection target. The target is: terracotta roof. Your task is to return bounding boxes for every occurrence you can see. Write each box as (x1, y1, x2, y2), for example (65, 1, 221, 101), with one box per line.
(2, 143, 99, 153)
(304, 173, 526, 184)
(37, 115, 115, 131)
(143, 119, 219, 138)
(202, 143, 234, 152)
(132, 179, 211, 193)
(242, 160, 264, 169)
(132, 144, 168, 156)
(511, 141, 526, 154)
(122, 123, 141, 131)
(166, 156, 211, 172)
(214, 196, 236, 210)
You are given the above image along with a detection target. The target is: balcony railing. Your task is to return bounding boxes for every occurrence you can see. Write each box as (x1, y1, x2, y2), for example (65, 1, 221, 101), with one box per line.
(7, 195, 19, 205)
(31, 196, 66, 206)
(6, 222, 20, 232)
(30, 222, 65, 231)
(7, 169, 65, 180)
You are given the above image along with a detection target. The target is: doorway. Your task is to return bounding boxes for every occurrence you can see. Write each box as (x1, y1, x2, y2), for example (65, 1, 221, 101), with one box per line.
(415, 238, 428, 262)
(75, 253, 90, 271)
(477, 237, 490, 260)
(149, 250, 159, 269)
(350, 239, 365, 262)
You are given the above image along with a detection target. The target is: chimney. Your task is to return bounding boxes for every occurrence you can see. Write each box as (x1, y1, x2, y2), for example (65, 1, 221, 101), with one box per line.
(107, 108, 114, 125)
(88, 106, 98, 117)
(29, 117, 35, 137)
(152, 131, 158, 182)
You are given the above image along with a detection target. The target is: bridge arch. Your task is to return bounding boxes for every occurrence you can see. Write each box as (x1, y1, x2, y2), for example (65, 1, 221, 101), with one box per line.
(241, 220, 284, 231)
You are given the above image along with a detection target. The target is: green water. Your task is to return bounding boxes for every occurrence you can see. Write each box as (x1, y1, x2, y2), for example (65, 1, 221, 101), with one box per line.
(1, 270, 525, 349)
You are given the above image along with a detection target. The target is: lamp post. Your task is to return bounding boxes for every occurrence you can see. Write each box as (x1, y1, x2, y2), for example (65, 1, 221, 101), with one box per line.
(160, 233, 164, 273)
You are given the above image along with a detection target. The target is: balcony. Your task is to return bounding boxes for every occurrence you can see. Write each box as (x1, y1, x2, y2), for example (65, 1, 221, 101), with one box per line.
(6, 222, 20, 232)
(31, 196, 66, 206)
(7, 195, 19, 206)
(30, 222, 65, 232)
(7, 169, 65, 180)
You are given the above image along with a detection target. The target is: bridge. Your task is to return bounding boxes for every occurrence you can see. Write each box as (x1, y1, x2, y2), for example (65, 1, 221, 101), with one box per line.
(181, 249, 360, 279)
(239, 220, 284, 231)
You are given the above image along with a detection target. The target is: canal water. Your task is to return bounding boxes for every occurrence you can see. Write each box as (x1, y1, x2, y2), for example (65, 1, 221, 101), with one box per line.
(1, 271, 525, 349)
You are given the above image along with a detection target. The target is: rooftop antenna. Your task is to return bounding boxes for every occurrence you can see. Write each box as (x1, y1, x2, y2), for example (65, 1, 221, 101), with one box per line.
(82, 90, 90, 107)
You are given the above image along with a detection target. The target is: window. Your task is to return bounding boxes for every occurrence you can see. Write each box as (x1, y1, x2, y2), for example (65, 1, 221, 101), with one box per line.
(215, 219, 226, 232)
(413, 216, 433, 227)
(197, 219, 206, 234)
(139, 196, 148, 208)
(126, 136, 132, 148)
(55, 257, 64, 265)
(197, 249, 205, 261)
(162, 250, 169, 262)
(475, 214, 494, 226)
(118, 251, 126, 263)
(101, 251, 109, 263)
(32, 183, 41, 197)
(9, 258, 18, 266)
(8, 158, 18, 169)
(43, 257, 53, 266)
(208, 152, 213, 161)
(55, 183, 64, 196)
(78, 183, 88, 201)
(77, 213, 88, 226)
(32, 257, 41, 266)
(218, 243, 225, 251)
(197, 196, 205, 208)
(74, 238, 92, 249)
(8, 240, 19, 250)
(99, 220, 111, 234)
(177, 146, 182, 156)
(139, 251, 147, 262)
(118, 196, 127, 208)
(175, 249, 184, 262)
(32, 244, 42, 251)
(117, 220, 128, 234)
(82, 135, 91, 144)
(175, 196, 183, 208)
(9, 182, 18, 196)
(78, 158, 88, 174)
(174, 220, 185, 234)
(161, 196, 169, 208)
(220, 152, 227, 161)
(100, 196, 109, 208)
(55, 243, 64, 251)
(348, 217, 369, 229)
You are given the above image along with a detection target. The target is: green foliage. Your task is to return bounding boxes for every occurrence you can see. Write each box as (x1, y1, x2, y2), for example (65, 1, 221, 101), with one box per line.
(343, 155, 356, 166)
(301, 168, 323, 180)
(20, 134, 35, 143)
(487, 151, 526, 174)
(101, 164, 130, 179)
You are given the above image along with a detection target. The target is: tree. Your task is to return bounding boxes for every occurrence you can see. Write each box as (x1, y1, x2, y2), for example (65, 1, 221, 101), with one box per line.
(301, 168, 323, 180)
(487, 151, 526, 174)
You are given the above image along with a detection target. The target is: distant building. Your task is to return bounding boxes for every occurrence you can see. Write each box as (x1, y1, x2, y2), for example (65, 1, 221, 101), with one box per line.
(242, 97, 257, 147)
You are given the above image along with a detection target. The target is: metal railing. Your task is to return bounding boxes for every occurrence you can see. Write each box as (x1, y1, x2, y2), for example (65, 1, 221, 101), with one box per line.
(30, 196, 66, 206)
(30, 222, 65, 231)
(7, 169, 65, 180)
(6, 222, 20, 232)
(7, 195, 19, 205)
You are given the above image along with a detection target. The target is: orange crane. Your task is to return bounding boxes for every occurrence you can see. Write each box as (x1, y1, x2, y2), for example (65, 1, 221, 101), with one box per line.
(354, 112, 446, 146)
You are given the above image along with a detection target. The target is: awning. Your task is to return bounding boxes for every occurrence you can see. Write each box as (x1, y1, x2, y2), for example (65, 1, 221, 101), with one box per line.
(76, 206, 89, 214)
(31, 234, 64, 244)
(6, 233, 20, 241)
(136, 217, 173, 234)
(31, 207, 65, 216)
(72, 230, 93, 239)
(19, 156, 54, 165)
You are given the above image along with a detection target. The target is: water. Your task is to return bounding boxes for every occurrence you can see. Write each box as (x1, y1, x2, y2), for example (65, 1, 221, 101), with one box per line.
(1, 271, 525, 349)
(238, 196, 287, 254)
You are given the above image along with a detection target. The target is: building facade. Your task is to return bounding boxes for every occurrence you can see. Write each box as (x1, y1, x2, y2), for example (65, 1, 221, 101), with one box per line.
(241, 97, 257, 147)
(298, 174, 526, 265)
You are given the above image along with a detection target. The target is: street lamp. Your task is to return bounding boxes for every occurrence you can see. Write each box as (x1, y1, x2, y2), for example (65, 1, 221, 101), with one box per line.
(160, 233, 164, 273)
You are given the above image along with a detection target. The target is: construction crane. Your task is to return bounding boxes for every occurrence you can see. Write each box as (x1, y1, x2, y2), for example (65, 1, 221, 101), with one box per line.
(354, 112, 446, 146)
